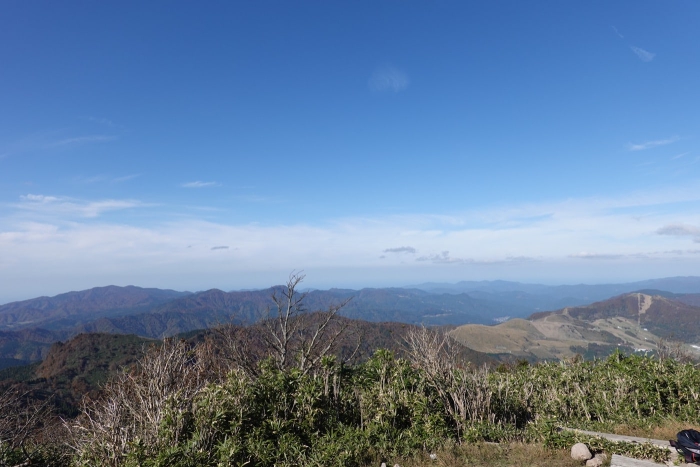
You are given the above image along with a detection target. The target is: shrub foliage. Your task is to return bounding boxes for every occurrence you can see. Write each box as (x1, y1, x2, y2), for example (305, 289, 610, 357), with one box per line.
(66, 333, 700, 467)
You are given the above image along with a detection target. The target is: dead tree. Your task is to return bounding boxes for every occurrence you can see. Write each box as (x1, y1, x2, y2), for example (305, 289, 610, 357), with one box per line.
(262, 272, 353, 375)
(209, 272, 356, 378)
(656, 336, 693, 363)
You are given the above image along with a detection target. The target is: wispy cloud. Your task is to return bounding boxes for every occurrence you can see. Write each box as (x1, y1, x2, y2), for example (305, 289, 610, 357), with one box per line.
(211, 245, 229, 250)
(671, 152, 690, 160)
(416, 251, 469, 264)
(569, 252, 627, 260)
(84, 116, 117, 128)
(630, 46, 655, 62)
(611, 26, 624, 39)
(20, 194, 60, 203)
(415, 251, 537, 265)
(48, 135, 117, 147)
(628, 136, 679, 151)
(2, 131, 118, 158)
(657, 224, 700, 243)
(16, 194, 143, 218)
(113, 173, 142, 183)
(77, 173, 142, 184)
(182, 181, 220, 188)
(233, 194, 280, 203)
(384, 246, 416, 254)
(368, 66, 409, 93)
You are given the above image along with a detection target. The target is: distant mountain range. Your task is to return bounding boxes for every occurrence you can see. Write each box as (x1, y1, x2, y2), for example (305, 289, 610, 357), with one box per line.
(411, 276, 700, 311)
(0, 285, 189, 331)
(1, 276, 700, 364)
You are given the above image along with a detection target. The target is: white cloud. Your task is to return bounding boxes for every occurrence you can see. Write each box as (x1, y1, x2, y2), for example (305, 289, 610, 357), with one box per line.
(15, 194, 143, 218)
(628, 136, 679, 151)
(182, 181, 220, 188)
(3, 184, 700, 300)
(368, 66, 409, 93)
(630, 46, 655, 62)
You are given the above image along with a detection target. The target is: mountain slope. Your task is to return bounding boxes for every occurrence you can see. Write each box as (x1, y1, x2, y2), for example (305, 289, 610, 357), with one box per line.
(0, 332, 153, 417)
(531, 292, 700, 342)
(449, 292, 700, 361)
(0, 328, 63, 361)
(0, 285, 191, 331)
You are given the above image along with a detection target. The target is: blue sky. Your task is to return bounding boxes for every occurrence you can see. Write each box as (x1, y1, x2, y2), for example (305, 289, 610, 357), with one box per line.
(1, 1, 700, 302)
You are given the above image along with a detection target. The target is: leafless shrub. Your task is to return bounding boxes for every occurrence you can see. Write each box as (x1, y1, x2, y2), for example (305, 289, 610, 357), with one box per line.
(0, 386, 53, 463)
(69, 338, 215, 466)
(656, 337, 694, 364)
(404, 326, 497, 440)
(210, 322, 269, 378)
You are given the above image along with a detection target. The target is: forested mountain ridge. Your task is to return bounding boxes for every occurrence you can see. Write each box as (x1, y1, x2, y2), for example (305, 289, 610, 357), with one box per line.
(0, 285, 190, 330)
(1, 278, 700, 365)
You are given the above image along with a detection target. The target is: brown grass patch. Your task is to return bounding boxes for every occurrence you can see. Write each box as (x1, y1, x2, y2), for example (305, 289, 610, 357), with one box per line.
(382, 442, 582, 467)
(609, 419, 700, 440)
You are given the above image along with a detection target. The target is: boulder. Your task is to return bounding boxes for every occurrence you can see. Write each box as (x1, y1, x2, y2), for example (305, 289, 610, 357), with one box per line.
(571, 443, 593, 461)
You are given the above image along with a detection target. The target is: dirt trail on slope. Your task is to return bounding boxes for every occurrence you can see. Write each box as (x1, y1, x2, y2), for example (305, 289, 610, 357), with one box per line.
(638, 294, 652, 315)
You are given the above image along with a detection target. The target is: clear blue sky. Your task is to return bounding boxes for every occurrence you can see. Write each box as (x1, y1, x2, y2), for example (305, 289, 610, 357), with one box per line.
(1, 1, 699, 302)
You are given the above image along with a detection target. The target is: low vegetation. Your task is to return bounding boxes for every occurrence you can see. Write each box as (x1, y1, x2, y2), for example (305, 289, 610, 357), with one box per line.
(2, 276, 700, 466)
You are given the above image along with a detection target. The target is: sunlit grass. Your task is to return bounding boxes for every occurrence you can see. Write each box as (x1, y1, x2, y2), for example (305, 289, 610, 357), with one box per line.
(384, 442, 582, 467)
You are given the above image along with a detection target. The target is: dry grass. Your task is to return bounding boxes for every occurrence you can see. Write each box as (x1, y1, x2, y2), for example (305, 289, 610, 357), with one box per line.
(381, 420, 700, 467)
(384, 442, 583, 467)
(609, 420, 700, 441)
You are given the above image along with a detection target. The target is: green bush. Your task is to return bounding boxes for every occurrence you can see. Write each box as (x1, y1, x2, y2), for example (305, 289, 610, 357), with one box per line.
(69, 344, 700, 466)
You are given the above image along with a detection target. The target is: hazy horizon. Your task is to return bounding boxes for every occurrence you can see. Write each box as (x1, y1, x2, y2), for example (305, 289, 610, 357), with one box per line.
(2, 2, 699, 304)
(3, 274, 700, 306)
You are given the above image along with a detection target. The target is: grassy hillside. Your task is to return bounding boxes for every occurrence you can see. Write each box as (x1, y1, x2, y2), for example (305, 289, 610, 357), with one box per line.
(449, 292, 700, 360)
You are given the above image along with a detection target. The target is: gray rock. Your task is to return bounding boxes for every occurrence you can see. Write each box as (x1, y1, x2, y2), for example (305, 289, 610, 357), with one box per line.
(571, 443, 593, 461)
(586, 456, 603, 467)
